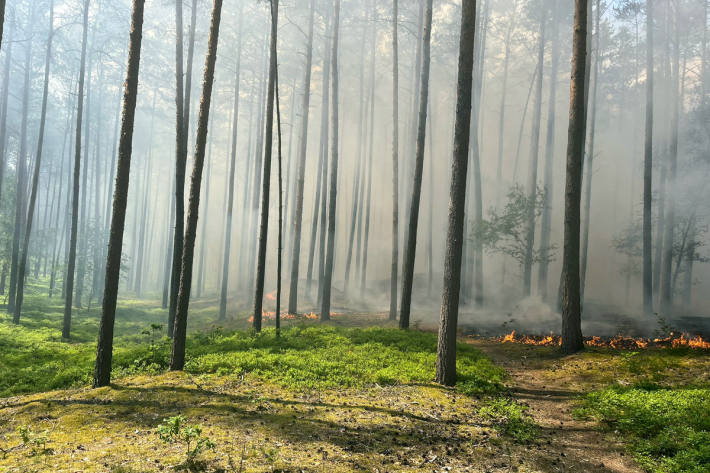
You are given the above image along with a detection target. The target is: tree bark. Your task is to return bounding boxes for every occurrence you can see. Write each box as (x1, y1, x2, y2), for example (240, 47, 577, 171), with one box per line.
(93, 0, 145, 387)
(8, 6, 34, 316)
(252, 0, 280, 332)
(14, 0, 54, 323)
(436, 0, 476, 386)
(522, 13, 546, 297)
(659, 2, 680, 314)
(287, 0, 315, 314)
(168, 0, 186, 338)
(538, 0, 560, 301)
(495, 0, 518, 206)
(559, 0, 588, 355)
(219, 10, 243, 320)
(320, 0, 341, 322)
(170, 0, 223, 370)
(0, 16, 12, 213)
(642, 0, 654, 315)
(63, 0, 90, 339)
(400, 0, 433, 329)
(580, 0, 601, 305)
(390, 0, 400, 321)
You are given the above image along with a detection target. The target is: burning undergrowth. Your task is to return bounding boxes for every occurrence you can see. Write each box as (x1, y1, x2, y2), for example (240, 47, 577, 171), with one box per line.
(496, 330, 710, 350)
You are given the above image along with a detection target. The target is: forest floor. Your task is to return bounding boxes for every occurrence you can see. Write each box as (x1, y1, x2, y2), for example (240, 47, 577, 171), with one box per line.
(0, 285, 708, 473)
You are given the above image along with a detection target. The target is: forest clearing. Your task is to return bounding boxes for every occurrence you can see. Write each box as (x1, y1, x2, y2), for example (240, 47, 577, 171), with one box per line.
(0, 287, 708, 472)
(0, 0, 709, 471)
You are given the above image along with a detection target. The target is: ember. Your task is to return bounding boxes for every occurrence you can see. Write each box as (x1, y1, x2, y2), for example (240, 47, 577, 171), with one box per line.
(499, 331, 709, 350)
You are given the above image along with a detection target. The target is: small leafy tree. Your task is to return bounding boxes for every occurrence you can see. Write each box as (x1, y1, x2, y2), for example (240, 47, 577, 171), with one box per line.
(157, 415, 215, 469)
(474, 184, 555, 269)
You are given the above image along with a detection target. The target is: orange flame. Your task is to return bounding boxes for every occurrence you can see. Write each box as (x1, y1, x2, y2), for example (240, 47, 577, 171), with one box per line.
(499, 331, 708, 350)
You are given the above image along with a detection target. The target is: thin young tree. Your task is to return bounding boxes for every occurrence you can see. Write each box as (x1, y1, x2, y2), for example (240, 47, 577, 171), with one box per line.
(0, 0, 5, 49)
(435, 0, 477, 386)
(522, 11, 547, 297)
(400, 0, 433, 329)
(7, 5, 34, 316)
(170, 0, 223, 371)
(538, 0, 561, 300)
(93, 0, 146, 388)
(218, 8, 243, 321)
(252, 0, 279, 332)
(63, 0, 90, 338)
(168, 0, 186, 337)
(0, 15, 13, 211)
(14, 0, 54, 323)
(390, 0, 399, 321)
(560, 0, 589, 354)
(642, 0, 654, 315)
(580, 0, 601, 304)
(287, 0, 315, 315)
(320, 0, 341, 322)
(660, 2, 681, 313)
(275, 69, 283, 336)
(168, 0, 197, 336)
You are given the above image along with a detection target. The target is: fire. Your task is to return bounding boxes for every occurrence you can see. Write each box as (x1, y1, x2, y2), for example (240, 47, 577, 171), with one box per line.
(265, 290, 277, 301)
(499, 331, 709, 350)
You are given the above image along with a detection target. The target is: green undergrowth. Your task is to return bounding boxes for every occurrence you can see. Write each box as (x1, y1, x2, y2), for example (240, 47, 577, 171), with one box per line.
(1, 290, 505, 397)
(576, 385, 710, 473)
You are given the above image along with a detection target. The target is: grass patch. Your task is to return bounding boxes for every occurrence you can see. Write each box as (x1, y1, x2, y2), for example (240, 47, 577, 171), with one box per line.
(576, 385, 710, 473)
(479, 398, 537, 443)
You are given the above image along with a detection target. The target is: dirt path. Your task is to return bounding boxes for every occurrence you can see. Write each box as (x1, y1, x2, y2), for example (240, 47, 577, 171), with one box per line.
(471, 340, 644, 473)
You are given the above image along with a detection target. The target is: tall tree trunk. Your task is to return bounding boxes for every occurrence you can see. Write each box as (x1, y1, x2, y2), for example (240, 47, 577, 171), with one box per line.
(659, 2, 680, 313)
(275, 69, 283, 335)
(389, 0, 399, 321)
(560, 0, 588, 354)
(0, 0, 5, 50)
(320, 0, 341, 322)
(170, 0, 223, 370)
(361, 8, 377, 297)
(495, 0, 518, 206)
(0, 16, 12, 211)
(436, 0, 477, 386)
(63, 0, 90, 339)
(522, 13, 546, 297)
(470, 0, 488, 307)
(75, 28, 95, 309)
(580, 0, 601, 304)
(252, 0, 279, 332)
(315, 15, 332, 302)
(538, 0, 560, 301)
(93, 0, 145, 387)
(219, 11, 243, 320)
(14, 0, 54, 323)
(306, 14, 331, 295)
(400, 0, 433, 329)
(8, 6, 34, 315)
(246, 34, 268, 295)
(287, 0, 315, 314)
(133, 93, 156, 297)
(162, 177, 175, 308)
(168, 0, 186, 338)
(642, 0, 654, 315)
(196, 115, 214, 298)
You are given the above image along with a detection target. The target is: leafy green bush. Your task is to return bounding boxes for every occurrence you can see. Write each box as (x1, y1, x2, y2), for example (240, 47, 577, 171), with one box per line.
(576, 386, 710, 473)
